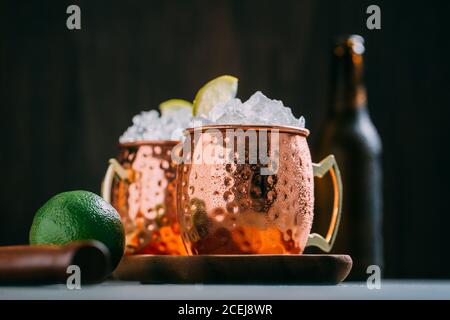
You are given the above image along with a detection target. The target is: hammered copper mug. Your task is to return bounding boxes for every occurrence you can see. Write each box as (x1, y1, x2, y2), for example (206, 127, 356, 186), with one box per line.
(176, 125, 342, 255)
(101, 141, 186, 255)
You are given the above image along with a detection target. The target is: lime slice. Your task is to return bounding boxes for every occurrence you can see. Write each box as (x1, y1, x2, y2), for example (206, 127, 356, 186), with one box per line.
(159, 99, 193, 116)
(193, 75, 238, 116)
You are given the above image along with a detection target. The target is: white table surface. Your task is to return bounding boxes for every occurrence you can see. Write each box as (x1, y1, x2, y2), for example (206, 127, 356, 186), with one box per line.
(1, 280, 450, 300)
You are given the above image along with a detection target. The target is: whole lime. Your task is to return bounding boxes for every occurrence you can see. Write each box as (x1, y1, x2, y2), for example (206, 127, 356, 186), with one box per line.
(29, 190, 125, 269)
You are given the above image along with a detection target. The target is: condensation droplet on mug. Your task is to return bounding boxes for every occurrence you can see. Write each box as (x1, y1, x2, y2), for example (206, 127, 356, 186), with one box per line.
(211, 208, 226, 222)
(268, 210, 280, 221)
(223, 190, 234, 202)
(160, 160, 169, 170)
(267, 190, 276, 202)
(250, 186, 262, 198)
(154, 146, 162, 155)
(225, 163, 235, 173)
(145, 209, 157, 220)
(226, 202, 239, 214)
(160, 215, 169, 225)
(241, 167, 252, 180)
(239, 200, 250, 210)
(224, 176, 233, 187)
(165, 171, 175, 179)
(241, 241, 252, 252)
(184, 215, 193, 229)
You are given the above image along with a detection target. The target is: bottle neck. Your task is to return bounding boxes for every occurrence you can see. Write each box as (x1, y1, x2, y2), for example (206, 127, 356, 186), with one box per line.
(330, 45, 367, 116)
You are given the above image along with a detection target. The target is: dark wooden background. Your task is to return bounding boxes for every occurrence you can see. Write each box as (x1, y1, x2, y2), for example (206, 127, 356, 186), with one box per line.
(1, 0, 449, 278)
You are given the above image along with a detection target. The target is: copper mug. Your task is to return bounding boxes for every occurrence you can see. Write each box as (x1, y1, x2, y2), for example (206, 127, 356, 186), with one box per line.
(101, 141, 186, 255)
(175, 125, 343, 255)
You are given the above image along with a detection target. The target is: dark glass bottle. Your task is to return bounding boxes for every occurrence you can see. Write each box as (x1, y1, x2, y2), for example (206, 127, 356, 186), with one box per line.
(314, 35, 383, 280)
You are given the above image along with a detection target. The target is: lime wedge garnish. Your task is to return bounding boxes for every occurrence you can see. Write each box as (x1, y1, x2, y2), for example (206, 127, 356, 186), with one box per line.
(193, 75, 238, 116)
(159, 99, 193, 116)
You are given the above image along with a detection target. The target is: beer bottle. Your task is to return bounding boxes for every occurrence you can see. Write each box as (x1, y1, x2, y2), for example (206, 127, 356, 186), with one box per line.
(314, 35, 383, 280)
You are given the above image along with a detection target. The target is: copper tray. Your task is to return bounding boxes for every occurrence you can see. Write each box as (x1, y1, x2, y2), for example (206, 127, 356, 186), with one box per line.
(113, 254, 352, 285)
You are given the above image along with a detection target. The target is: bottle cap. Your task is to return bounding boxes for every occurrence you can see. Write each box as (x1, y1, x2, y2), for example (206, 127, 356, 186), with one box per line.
(334, 35, 365, 56)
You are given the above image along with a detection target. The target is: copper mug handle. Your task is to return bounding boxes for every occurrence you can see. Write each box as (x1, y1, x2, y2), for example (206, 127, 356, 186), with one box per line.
(306, 155, 343, 252)
(101, 159, 133, 203)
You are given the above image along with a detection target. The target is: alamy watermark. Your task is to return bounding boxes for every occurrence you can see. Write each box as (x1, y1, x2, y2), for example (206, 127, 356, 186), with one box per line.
(366, 265, 382, 289)
(66, 5, 81, 30)
(66, 4, 380, 31)
(366, 5, 381, 30)
(66, 264, 81, 290)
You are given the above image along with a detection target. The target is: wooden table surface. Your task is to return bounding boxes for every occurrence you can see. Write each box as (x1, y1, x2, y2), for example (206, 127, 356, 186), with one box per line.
(1, 280, 450, 300)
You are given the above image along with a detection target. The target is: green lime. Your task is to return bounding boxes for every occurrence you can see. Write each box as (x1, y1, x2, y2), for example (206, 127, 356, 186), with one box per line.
(29, 190, 125, 269)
